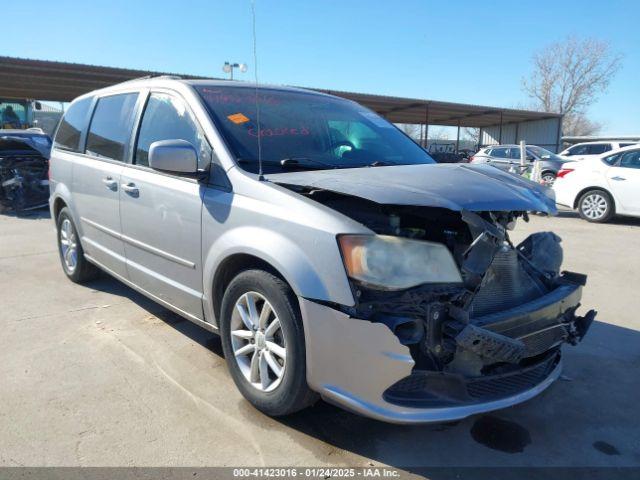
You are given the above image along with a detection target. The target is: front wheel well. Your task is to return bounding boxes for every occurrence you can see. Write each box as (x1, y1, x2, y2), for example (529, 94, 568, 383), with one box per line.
(211, 254, 288, 324)
(52, 197, 68, 221)
(573, 187, 616, 211)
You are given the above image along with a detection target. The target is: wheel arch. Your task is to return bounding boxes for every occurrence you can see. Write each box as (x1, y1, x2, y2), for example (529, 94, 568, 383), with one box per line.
(573, 186, 616, 211)
(52, 196, 68, 221)
(211, 253, 290, 326)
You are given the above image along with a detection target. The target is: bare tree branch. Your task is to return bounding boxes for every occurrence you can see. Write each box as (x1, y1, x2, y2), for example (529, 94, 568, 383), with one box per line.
(522, 36, 621, 135)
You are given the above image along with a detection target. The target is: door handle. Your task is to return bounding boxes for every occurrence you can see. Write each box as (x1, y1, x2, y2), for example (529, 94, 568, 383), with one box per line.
(121, 182, 139, 196)
(610, 176, 626, 181)
(102, 177, 118, 190)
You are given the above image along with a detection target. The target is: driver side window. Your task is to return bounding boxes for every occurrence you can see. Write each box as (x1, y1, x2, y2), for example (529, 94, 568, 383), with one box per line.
(135, 92, 211, 169)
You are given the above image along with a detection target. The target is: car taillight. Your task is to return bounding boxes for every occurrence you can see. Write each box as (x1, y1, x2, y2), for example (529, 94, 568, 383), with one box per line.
(557, 168, 574, 178)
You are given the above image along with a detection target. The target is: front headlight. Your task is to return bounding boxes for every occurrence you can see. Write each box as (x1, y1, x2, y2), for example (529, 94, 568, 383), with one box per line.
(338, 234, 462, 290)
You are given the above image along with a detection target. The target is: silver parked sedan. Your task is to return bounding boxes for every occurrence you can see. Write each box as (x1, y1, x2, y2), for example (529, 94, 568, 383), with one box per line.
(49, 78, 595, 424)
(471, 144, 567, 185)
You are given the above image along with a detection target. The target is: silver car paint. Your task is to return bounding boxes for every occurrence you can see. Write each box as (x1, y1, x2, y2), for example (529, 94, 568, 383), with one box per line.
(299, 298, 563, 424)
(50, 78, 564, 423)
(473, 145, 566, 177)
(267, 162, 557, 214)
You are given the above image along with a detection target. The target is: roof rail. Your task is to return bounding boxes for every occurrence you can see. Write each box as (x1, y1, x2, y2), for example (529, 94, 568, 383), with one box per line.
(119, 74, 183, 84)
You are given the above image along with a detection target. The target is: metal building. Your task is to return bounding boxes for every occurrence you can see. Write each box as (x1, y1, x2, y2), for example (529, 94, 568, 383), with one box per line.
(0, 56, 563, 151)
(480, 117, 563, 152)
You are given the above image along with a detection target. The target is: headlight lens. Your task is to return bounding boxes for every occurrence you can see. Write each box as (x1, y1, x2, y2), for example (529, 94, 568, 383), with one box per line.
(338, 234, 462, 290)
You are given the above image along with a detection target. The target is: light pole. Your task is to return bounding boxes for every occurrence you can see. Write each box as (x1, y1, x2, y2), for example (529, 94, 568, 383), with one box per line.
(222, 62, 248, 80)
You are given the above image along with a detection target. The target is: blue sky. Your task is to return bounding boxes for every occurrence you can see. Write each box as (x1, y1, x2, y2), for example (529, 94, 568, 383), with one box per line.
(5, 0, 639, 134)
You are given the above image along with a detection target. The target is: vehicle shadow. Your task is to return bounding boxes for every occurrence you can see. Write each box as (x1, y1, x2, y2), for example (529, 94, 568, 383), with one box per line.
(78, 271, 640, 474)
(0, 205, 50, 220)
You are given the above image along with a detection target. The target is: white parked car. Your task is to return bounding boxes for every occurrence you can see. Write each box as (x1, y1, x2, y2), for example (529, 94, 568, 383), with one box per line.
(553, 145, 640, 222)
(558, 141, 638, 162)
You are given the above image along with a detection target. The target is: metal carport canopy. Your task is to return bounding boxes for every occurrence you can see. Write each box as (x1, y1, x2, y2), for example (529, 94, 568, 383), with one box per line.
(0, 56, 560, 128)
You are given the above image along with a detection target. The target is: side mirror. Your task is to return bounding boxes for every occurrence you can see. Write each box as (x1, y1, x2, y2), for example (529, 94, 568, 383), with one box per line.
(149, 139, 198, 174)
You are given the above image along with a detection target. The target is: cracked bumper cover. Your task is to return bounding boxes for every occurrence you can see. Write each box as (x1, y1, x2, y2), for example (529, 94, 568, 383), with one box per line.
(298, 284, 593, 424)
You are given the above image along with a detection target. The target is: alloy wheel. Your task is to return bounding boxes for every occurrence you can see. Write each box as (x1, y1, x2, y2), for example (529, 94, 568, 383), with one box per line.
(230, 291, 286, 392)
(59, 218, 78, 272)
(541, 173, 556, 186)
(581, 193, 608, 220)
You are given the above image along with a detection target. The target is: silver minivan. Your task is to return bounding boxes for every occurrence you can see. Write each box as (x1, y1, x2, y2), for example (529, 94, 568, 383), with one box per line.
(49, 78, 595, 424)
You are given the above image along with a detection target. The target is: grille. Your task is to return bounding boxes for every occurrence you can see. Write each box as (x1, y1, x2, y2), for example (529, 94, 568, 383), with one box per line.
(470, 248, 545, 317)
(467, 353, 558, 400)
(520, 325, 567, 357)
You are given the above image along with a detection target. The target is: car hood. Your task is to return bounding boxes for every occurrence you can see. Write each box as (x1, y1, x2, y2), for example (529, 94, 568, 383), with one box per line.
(267, 163, 557, 214)
(0, 136, 50, 157)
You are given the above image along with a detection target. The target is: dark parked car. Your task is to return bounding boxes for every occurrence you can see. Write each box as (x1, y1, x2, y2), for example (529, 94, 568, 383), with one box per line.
(470, 144, 566, 185)
(0, 129, 51, 213)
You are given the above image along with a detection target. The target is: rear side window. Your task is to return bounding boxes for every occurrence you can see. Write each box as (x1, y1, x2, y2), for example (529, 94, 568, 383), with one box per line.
(490, 147, 508, 158)
(566, 145, 587, 156)
(508, 148, 523, 160)
(134, 92, 210, 168)
(53, 97, 92, 152)
(586, 144, 611, 155)
(86, 93, 139, 162)
(619, 143, 636, 148)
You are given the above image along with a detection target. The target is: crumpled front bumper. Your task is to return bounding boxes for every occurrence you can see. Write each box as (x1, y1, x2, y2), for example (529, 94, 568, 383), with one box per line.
(299, 283, 593, 424)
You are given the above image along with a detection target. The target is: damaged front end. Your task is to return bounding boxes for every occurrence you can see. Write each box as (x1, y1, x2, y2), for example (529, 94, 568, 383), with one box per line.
(288, 183, 596, 420)
(0, 134, 50, 214)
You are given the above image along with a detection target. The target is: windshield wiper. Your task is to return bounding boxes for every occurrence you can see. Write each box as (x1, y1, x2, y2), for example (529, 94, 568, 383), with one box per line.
(368, 160, 400, 167)
(279, 157, 337, 170)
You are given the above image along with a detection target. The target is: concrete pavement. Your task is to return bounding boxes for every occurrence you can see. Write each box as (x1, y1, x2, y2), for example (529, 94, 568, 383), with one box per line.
(0, 210, 639, 472)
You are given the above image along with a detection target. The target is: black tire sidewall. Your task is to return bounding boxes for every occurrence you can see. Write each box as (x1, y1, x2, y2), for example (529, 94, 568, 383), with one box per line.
(219, 269, 310, 416)
(56, 207, 95, 282)
(541, 172, 556, 184)
(578, 189, 613, 223)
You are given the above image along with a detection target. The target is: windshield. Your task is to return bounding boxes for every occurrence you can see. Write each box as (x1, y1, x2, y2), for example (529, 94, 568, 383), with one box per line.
(195, 86, 435, 173)
(528, 146, 562, 161)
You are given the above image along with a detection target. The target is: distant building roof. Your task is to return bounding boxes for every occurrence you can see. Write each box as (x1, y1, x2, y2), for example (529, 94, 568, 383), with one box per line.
(562, 135, 640, 144)
(0, 55, 561, 128)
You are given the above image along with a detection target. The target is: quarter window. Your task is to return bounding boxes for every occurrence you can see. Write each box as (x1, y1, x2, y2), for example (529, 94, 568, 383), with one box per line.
(134, 93, 211, 169)
(54, 97, 93, 152)
(86, 93, 139, 161)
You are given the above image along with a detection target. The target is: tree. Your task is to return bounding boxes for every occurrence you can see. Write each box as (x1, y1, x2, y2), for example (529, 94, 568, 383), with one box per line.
(397, 123, 422, 141)
(522, 37, 622, 136)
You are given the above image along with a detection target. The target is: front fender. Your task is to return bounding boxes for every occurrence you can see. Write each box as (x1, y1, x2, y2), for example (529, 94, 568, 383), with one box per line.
(202, 225, 355, 327)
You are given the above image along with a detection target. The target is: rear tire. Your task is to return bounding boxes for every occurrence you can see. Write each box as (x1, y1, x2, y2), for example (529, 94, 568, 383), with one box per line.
(578, 189, 614, 223)
(541, 171, 556, 186)
(220, 269, 317, 416)
(56, 207, 100, 283)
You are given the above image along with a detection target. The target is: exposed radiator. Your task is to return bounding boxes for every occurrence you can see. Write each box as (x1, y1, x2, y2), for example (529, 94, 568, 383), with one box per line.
(469, 248, 546, 318)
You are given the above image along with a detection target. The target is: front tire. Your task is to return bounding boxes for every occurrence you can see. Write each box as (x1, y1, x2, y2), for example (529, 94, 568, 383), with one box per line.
(219, 269, 317, 416)
(578, 189, 614, 223)
(56, 207, 100, 283)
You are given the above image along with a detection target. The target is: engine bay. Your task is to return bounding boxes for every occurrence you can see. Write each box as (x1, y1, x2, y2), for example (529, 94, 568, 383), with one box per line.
(286, 185, 596, 384)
